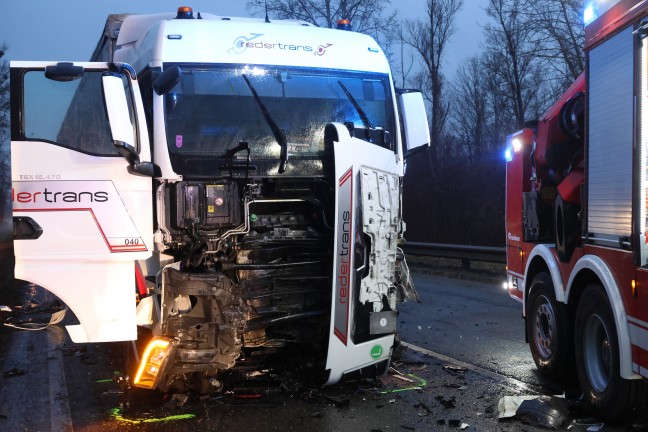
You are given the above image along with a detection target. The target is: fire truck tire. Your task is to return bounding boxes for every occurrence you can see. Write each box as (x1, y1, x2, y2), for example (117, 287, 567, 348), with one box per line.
(575, 285, 646, 424)
(527, 272, 572, 381)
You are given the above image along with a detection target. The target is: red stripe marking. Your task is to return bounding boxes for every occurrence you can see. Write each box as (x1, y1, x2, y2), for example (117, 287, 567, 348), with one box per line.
(339, 167, 352, 186)
(334, 327, 347, 345)
(14, 208, 147, 253)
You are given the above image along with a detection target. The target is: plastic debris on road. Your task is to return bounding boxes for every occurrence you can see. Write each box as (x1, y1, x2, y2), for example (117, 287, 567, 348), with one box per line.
(3, 367, 28, 378)
(499, 395, 573, 430)
(497, 395, 539, 419)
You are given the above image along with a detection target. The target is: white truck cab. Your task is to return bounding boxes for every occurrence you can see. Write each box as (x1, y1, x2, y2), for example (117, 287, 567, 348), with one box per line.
(11, 6, 429, 393)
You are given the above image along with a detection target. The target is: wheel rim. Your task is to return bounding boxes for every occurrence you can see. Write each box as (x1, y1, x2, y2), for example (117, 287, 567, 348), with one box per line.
(533, 295, 556, 359)
(583, 313, 611, 392)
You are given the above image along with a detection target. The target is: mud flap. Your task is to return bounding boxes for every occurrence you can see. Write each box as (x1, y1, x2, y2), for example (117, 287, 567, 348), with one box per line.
(324, 123, 402, 384)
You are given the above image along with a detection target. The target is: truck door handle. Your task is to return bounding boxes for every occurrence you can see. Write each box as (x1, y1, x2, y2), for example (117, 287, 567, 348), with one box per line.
(13, 216, 43, 240)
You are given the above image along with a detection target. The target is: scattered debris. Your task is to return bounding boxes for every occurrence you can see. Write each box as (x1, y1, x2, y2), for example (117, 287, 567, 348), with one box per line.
(498, 395, 571, 430)
(414, 402, 433, 417)
(389, 367, 415, 383)
(4, 308, 67, 331)
(566, 419, 605, 431)
(57, 345, 87, 359)
(515, 396, 570, 429)
(436, 395, 457, 409)
(443, 364, 467, 376)
(379, 373, 427, 394)
(164, 393, 189, 409)
(497, 395, 539, 419)
(3, 367, 28, 378)
(232, 393, 263, 400)
(110, 408, 195, 425)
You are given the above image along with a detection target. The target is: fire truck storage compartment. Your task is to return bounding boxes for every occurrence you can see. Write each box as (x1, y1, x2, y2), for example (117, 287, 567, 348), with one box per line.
(586, 26, 634, 248)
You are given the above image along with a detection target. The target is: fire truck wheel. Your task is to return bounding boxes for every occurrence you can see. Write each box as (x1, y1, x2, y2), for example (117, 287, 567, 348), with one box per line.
(575, 285, 645, 424)
(527, 272, 572, 381)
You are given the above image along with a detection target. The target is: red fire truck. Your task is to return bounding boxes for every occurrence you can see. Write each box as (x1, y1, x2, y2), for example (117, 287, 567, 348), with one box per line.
(505, 0, 648, 423)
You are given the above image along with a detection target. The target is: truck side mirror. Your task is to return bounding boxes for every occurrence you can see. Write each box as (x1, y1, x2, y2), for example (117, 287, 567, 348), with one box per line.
(152, 66, 182, 95)
(102, 73, 137, 153)
(397, 90, 430, 159)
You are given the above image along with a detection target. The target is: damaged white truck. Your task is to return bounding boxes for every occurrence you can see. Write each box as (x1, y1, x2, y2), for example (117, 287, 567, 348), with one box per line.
(10, 6, 429, 393)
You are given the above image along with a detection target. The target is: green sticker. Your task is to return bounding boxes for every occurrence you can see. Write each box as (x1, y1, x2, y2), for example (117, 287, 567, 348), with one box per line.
(370, 344, 383, 359)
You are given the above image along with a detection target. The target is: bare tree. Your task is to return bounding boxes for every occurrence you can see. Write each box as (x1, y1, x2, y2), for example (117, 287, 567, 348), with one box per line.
(451, 56, 488, 159)
(403, 0, 463, 162)
(522, 0, 584, 85)
(484, 0, 549, 129)
(245, 0, 399, 57)
(0, 44, 10, 224)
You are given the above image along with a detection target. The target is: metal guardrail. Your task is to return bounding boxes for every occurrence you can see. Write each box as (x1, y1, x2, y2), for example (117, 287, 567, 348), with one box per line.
(401, 242, 507, 269)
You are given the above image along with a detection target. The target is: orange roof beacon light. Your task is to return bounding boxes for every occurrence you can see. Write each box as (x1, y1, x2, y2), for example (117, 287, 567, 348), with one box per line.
(176, 6, 194, 19)
(337, 19, 352, 31)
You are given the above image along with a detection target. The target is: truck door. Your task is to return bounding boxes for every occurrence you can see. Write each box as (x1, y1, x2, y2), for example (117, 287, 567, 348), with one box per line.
(10, 61, 153, 343)
(324, 123, 403, 384)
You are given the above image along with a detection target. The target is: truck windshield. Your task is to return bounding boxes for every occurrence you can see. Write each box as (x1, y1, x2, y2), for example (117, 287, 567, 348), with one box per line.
(163, 64, 395, 167)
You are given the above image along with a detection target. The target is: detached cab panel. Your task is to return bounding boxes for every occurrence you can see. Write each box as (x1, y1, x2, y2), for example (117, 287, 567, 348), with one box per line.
(325, 123, 402, 384)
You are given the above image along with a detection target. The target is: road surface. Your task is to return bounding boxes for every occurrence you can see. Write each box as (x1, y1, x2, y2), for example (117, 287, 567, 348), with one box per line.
(0, 266, 643, 431)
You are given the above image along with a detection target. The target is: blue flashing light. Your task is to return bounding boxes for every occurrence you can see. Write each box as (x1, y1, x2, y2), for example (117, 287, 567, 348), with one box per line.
(584, 3, 598, 25)
(504, 148, 513, 162)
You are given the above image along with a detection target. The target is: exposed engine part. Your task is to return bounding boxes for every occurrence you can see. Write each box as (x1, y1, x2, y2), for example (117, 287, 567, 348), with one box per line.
(172, 181, 242, 231)
(153, 179, 335, 392)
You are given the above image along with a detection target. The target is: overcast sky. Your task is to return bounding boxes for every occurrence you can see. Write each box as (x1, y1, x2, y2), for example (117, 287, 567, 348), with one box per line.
(0, 0, 489, 77)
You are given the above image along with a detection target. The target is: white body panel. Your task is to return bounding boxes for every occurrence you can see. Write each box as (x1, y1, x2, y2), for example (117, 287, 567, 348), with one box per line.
(115, 17, 389, 74)
(11, 62, 153, 343)
(325, 123, 400, 384)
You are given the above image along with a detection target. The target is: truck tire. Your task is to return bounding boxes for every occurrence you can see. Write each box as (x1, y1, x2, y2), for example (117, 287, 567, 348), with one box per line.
(527, 272, 572, 381)
(574, 285, 645, 424)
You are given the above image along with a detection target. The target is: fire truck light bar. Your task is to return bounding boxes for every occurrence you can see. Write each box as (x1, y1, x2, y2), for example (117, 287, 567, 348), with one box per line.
(584, 0, 623, 25)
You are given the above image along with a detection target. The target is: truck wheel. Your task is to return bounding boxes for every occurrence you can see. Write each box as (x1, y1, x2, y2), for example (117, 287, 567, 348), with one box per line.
(527, 272, 572, 381)
(574, 285, 645, 424)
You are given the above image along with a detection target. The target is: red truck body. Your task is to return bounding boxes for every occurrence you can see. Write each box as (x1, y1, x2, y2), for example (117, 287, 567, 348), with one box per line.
(505, 0, 648, 423)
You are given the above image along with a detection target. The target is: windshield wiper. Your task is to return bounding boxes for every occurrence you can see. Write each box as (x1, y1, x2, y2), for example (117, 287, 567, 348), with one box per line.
(337, 80, 374, 131)
(242, 74, 288, 174)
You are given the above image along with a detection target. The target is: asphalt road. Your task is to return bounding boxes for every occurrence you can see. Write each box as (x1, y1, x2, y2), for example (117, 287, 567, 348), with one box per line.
(1, 264, 646, 431)
(399, 273, 542, 389)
